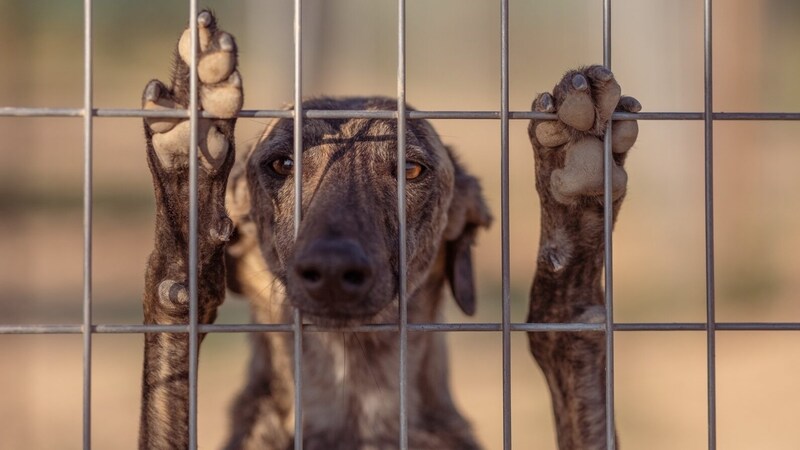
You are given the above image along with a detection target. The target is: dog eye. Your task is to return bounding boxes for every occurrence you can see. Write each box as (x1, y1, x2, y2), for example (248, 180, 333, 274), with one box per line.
(405, 161, 424, 180)
(269, 157, 294, 177)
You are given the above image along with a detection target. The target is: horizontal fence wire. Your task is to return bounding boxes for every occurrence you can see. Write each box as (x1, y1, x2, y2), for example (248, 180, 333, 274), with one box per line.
(3, 322, 800, 335)
(1, 107, 800, 121)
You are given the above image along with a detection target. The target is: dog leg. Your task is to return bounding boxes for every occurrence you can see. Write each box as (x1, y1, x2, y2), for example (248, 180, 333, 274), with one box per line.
(138, 10, 242, 449)
(527, 66, 640, 449)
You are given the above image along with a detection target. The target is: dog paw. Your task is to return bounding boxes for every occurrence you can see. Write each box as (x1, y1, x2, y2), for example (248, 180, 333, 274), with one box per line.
(142, 10, 242, 174)
(528, 66, 640, 206)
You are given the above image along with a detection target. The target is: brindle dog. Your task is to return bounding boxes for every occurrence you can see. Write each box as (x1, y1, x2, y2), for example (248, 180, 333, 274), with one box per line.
(139, 11, 640, 450)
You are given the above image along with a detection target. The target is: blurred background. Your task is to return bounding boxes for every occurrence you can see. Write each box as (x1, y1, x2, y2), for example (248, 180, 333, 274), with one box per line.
(1, 0, 799, 448)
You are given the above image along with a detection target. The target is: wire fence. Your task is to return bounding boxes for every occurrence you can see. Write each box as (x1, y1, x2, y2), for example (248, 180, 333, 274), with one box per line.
(1, 1, 800, 449)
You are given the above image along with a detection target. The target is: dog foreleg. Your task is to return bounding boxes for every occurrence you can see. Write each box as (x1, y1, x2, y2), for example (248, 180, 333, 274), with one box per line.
(527, 66, 640, 450)
(138, 10, 242, 449)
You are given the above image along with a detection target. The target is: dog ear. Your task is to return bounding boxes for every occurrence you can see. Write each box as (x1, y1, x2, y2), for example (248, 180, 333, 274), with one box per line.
(443, 157, 492, 316)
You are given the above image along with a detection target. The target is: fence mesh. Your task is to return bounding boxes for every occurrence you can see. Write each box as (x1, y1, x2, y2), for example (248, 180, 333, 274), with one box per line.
(1, 1, 799, 449)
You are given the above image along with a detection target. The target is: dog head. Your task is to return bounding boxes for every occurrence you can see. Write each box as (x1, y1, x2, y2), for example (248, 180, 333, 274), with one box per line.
(231, 97, 491, 324)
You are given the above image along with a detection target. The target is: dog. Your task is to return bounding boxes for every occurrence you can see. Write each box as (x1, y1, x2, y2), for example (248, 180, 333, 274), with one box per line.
(138, 10, 640, 450)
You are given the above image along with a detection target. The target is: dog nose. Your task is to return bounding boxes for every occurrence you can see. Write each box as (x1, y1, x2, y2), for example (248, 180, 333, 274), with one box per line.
(292, 239, 374, 303)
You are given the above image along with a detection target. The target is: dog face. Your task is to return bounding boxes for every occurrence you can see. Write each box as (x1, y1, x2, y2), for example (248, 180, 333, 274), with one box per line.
(242, 97, 491, 324)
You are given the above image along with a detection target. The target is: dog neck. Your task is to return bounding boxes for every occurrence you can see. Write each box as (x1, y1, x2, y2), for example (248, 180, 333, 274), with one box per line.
(296, 279, 462, 447)
(232, 240, 475, 447)
(293, 244, 450, 446)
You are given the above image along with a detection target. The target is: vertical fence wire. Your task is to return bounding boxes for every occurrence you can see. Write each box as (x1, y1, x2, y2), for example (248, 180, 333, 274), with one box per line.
(602, 0, 617, 448)
(82, 0, 93, 448)
(703, 0, 717, 448)
(293, 0, 305, 447)
(499, 0, 512, 449)
(187, 1, 200, 448)
(396, 0, 409, 448)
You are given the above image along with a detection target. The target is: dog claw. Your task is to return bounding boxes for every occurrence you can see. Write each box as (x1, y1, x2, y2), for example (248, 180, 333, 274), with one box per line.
(144, 81, 161, 102)
(143, 80, 183, 134)
(572, 74, 588, 91)
(620, 96, 642, 113)
(198, 11, 212, 28)
(535, 93, 555, 113)
(594, 66, 613, 82)
(219, 33, 234, 52)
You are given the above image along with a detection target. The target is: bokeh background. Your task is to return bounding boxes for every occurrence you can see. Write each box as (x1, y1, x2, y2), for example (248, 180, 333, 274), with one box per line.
(2, 0, 799, 448)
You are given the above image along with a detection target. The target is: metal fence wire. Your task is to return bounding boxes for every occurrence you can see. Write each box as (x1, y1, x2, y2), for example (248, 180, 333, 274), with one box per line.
(2, 1, 800, 449)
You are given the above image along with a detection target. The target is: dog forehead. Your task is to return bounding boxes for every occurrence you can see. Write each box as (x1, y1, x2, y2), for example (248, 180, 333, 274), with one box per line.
(253, 97, 453, 171)
(308, 117, 398, 148)
(261, 120, 446, 161)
